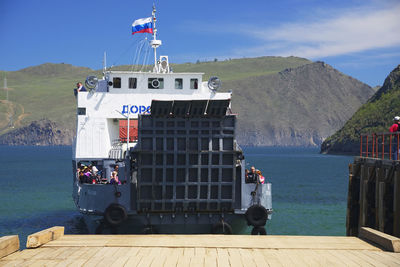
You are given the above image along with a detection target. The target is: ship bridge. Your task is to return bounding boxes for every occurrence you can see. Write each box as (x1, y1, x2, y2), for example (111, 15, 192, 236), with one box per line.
(74, 71, 231, 160)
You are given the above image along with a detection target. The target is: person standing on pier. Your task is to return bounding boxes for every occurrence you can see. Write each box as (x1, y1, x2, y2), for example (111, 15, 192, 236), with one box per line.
(389, 116, 400, 160)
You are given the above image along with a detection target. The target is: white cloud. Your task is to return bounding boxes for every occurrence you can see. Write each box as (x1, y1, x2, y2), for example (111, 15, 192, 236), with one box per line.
(238, 4, 400, 59)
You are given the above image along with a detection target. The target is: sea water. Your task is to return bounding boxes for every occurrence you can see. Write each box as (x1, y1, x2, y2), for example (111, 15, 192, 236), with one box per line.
(0, 146, 352, 248)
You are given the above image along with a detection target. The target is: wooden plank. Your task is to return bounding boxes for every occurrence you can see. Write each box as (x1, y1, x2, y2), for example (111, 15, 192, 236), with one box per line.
(394, 171, 400, 238)
(258, 248, 284, 267)
(366, 251, 400, 267)
(326, 250, 359, 266)
(204, 255, 217, 267)
(359, 227, 400, 252)
(0, 235, 19, 259)
(250, 249, 269, 267)
(350, 251, 386, 267)
(176, 254, 191, 267)
(360, 178, 368, 228)
(26, 226, 64, 248)
(227, 248, 244, 267)
(163, 248, 181, 267)
(346, 163, 354, 236)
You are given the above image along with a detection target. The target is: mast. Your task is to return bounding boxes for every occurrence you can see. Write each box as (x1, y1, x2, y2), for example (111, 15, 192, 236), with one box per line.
(3, 75, 8, 102)
(150, 5, 161, 73)
(102, 51, 107, 78)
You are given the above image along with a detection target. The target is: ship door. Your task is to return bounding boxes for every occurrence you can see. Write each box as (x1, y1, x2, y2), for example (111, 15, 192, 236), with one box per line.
(93, 120, 106, 156)
(119, 119, 138, 143)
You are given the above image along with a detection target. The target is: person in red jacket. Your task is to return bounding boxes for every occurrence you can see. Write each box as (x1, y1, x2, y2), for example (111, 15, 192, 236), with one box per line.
(390, 116, 400, 160)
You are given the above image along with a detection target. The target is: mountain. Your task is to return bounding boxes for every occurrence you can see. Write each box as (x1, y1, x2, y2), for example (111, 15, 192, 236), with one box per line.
(320, 64, 400, 154)
(0, 57, 374, 146)
(0, 119, 73, 146)
(226, 61, 374, 146)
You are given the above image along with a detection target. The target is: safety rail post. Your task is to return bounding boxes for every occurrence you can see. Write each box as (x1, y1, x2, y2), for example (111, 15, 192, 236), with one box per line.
(360, 135, 363, 157)
(390, 134, 392, 160)
(366, 135, 369, 157)
(398, 133, 399, 161)
(382, 133, 385, 160)
(372, 134, 375, 158)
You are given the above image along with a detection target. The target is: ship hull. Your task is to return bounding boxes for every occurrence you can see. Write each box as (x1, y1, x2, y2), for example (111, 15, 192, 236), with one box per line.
(82, 213, 248, 234)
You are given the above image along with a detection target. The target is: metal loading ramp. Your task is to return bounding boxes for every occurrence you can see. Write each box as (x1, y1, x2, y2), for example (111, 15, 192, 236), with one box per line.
(132, 99, 242, 213)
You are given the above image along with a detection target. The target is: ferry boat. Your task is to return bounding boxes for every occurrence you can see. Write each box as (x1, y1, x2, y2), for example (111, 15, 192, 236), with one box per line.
(72, 6, 272, 234)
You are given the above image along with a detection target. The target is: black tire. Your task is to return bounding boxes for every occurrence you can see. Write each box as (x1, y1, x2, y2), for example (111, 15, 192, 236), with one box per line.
(245, 205, 268, 227)
(104, 203, 127, 226)
(212, 221, 232, 234)
(251, 226, 267, 235)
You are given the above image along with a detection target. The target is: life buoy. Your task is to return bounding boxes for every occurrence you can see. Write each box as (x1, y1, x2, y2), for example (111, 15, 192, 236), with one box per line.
(211, 221, 232, 234)
(104, 203, 127, 226)
(251, 226, 267, 235)
(245, 205, 268, 227)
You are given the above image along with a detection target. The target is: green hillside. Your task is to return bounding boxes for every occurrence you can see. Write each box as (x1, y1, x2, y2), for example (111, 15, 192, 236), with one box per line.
(0, 57, 309, 135)
(321, 64, 400, 154)
(0, 63, 98, 134)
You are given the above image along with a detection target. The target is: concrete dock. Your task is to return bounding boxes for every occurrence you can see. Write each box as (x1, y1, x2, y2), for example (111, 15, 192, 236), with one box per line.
(1, 226, 400, 266)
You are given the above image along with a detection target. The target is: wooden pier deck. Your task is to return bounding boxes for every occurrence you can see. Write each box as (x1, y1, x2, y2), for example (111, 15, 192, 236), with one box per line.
(1, 227, 400, 266)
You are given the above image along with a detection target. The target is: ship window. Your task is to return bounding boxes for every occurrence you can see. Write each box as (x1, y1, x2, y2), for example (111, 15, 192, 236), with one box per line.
(77, 107, 86, 115)
(175, 78, 183, 89)
(129, 78, 137, 89)
(148, 78, 164, 89)
(113, 77, 121, 88)
(190, 79, 198, 89)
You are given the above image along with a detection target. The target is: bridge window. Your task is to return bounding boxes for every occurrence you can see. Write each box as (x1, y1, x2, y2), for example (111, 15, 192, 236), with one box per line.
(129, 78, 137, 89)
(113, 77, 121, 88)
(190, 79, 198, 90)
(148, 78, 164, 89)
(175, 78, 183, 89)
(77, 107, 86, 115)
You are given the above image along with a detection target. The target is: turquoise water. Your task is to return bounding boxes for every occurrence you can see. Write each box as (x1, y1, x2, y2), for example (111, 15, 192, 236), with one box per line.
(0, 146, 352, 247)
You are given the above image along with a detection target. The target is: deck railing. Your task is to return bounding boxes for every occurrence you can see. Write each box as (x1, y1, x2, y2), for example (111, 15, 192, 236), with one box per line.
(360, 132, 400, 160)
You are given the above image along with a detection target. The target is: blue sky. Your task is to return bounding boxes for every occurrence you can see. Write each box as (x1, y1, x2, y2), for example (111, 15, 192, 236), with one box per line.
(1, 0, 399, 86)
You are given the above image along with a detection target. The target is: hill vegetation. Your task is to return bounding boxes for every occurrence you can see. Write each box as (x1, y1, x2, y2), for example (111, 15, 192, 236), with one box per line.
(0, 57, 375, 147)
(321, 64, 400, 154)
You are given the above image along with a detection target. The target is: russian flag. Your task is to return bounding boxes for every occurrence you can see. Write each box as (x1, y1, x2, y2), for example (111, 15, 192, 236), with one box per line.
(132, 17, 153, 35)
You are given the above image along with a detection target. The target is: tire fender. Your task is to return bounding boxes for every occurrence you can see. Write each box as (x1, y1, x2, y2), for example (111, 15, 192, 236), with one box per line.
(251, 226, 267, 235)
(104, 203, 127, 226)
(245, 204, 268, 227)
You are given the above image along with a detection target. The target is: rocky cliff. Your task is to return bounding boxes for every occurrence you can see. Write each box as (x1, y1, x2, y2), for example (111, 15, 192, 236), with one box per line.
(320, 64, 400, 154)
(226, 61, 374, 146)
(0, 119, 73, 146)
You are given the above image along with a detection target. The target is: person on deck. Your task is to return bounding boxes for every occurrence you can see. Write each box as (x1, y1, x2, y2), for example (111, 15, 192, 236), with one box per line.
(74, 82, 86, 96)
(389, 116, 400, 160)
(256, 169, 265, 184)
(246, 166, 258, 183)
(110, 165, 121, 185)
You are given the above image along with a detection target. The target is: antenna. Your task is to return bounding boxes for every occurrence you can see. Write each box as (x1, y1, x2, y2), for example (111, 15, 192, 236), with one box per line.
(102, 51, 107, 78)
(150, 4, 162, 73)
(3, 74, 8, 102)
